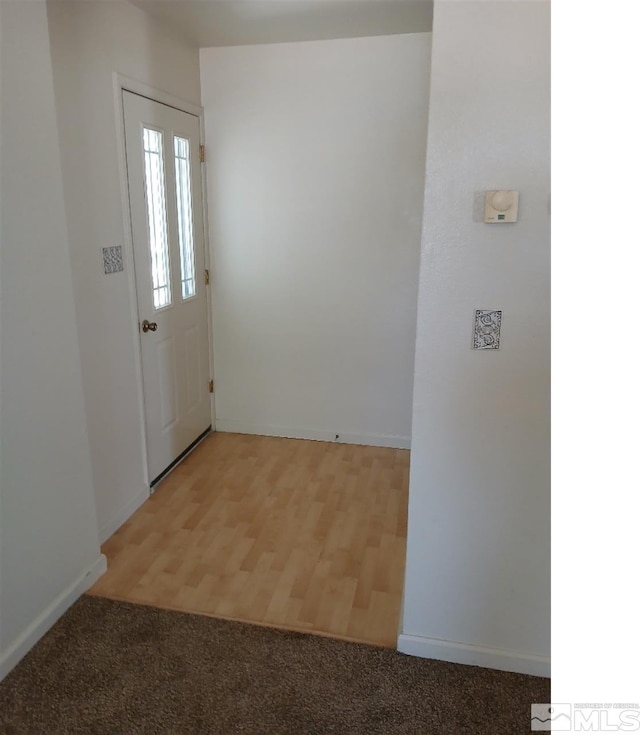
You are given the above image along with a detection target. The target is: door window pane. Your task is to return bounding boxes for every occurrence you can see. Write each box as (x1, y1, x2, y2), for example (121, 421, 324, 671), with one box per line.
(143, 128, 171, 309)
(174, 136, 196, 300)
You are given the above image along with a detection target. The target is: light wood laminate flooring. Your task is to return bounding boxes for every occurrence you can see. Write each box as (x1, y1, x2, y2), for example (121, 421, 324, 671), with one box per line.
(89, 432, 410, 647)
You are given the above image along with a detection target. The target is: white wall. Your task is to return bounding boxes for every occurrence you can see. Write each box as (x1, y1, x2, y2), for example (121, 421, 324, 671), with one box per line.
(0, 0, 105, 680)
(46, 0, 202, 541)
(200, 34, 431, 448)
(399, 2, 550, 676)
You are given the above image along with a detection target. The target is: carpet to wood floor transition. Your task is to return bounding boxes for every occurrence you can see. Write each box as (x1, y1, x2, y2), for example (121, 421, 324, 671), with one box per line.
(0, 596, 550, 734)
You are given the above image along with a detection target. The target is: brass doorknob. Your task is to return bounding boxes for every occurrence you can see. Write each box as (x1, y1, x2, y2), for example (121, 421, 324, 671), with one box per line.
(141, 320, 158, 333)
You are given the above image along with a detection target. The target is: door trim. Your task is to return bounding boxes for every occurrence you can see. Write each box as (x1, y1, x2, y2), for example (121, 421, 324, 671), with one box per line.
(112, 73, 215, 492)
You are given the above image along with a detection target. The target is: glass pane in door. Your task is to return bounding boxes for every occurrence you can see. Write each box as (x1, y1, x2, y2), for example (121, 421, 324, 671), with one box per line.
(174, 136, 197, 300)
(143, 127, 172, 310)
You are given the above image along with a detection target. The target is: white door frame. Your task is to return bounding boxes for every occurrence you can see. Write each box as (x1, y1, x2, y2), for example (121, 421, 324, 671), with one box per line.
(112, 72, 215, 492)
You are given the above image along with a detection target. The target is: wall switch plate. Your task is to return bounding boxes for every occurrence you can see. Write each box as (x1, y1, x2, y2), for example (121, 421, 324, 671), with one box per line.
(484, 190, 519, 223)
(473, 310, 502, 349)
(102, 246, 124, 274)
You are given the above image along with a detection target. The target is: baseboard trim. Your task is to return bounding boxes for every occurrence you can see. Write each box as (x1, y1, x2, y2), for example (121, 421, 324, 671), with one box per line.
(215, 420, 411, 450)
(99, 486, 149, 544)
(0, 554, 107, 682)
(397, 633, 550, 678)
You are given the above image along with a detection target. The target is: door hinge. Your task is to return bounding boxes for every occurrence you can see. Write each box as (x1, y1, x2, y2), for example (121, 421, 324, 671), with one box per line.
(204, 269, 210, 285)
(209, 379, 214, 393)
(199, 144, 205, 163)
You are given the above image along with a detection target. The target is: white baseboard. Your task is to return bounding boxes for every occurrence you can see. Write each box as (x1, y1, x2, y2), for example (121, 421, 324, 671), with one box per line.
(215, 419, 411, 450)
(397, 633, 550, 678)
(0, 554, 107, 682)
(99, 485, 149, 544)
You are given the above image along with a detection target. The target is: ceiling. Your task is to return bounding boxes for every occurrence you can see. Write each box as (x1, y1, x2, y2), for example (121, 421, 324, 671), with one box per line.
(129, 0, 433, 48)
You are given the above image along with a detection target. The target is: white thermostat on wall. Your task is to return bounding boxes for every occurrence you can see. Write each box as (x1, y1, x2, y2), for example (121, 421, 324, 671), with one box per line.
(484, 190, 519, 223)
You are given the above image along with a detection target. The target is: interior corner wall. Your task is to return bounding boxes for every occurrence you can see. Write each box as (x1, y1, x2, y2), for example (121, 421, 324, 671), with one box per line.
(0, 0, 104, 680)
(45, 0, 202, 542)
(399, 2, 550, 676)
(200, 34, 431, 448)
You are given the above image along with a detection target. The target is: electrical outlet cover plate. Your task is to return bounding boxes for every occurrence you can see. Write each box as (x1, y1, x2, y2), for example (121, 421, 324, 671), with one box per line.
(484, 190, 519, 223)
(473, 309, 502, 349)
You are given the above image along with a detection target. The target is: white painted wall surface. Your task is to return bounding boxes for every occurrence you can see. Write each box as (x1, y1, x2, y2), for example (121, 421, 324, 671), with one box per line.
(46, 0, 202, 541)
(0, 0, 105, 679)
(399, 2, 550, 676)
(200, 35, 431, 448)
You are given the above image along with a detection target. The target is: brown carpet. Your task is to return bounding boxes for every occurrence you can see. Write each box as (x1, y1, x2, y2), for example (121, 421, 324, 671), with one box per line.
(0, 596, 549, 734)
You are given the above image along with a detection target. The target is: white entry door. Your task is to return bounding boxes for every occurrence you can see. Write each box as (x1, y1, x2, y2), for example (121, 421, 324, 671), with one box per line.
(123, 91, 211, 485)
